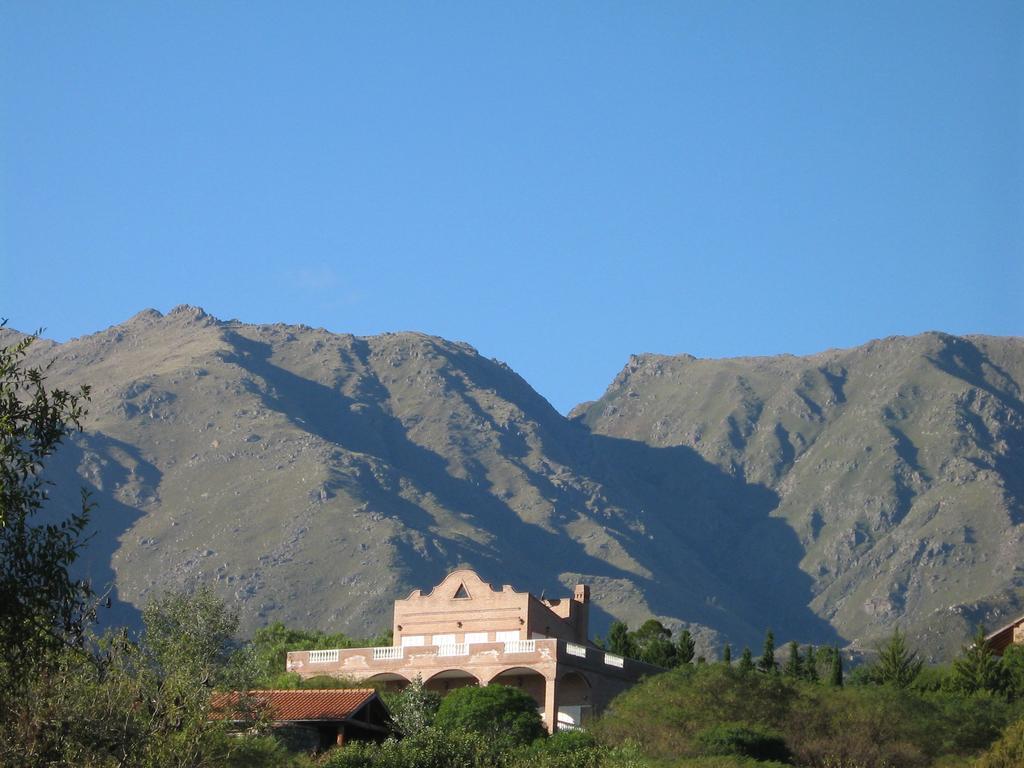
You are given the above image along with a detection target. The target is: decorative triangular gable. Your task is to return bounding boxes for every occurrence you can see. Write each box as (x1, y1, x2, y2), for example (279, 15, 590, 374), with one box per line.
(453, 583, 470, 599)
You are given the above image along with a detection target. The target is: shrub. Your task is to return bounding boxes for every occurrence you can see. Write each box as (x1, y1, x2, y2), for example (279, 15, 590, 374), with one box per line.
(975, 717, 1024, 768)
(696, 722, 790, 763)
(433, 684, 545, 749)
(510, 729, 603, 768)
(593, 663, 795, 758)
(322, 729, 494, 768)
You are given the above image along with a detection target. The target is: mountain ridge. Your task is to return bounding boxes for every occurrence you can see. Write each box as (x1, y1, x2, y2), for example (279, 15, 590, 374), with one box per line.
(7, 309, 1022, 659)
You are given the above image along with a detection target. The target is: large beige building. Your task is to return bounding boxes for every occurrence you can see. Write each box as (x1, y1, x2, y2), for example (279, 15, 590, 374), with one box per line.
(286, 570, 661, 732)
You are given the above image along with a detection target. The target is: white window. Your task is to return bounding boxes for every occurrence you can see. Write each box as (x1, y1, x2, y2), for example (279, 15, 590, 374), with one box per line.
(401, 635, 425, 647)
(464, 632, 488, 645)
(495, 630, 520, 643)
(431, 634, 456, 646)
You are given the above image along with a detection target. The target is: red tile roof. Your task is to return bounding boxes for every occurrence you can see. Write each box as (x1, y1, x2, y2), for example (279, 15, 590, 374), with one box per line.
(211, 688, 379, 722)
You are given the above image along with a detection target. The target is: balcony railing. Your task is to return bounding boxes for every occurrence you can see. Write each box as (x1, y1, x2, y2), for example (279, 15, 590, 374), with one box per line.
(437, 643, 468, 657)
(372, 646, 405, 661)
(565, 643, 587, 658)
(503, 639, 536, 654)
(604, 653, 624, 668)
(309, 649, 340, 664)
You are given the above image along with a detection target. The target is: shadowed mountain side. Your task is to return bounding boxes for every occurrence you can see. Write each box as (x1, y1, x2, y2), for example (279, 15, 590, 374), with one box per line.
(38, 432, 149, 631)
(583, 434, 841, 647)
(214, 329, 654, 608)
(577, 332, 1024, 654)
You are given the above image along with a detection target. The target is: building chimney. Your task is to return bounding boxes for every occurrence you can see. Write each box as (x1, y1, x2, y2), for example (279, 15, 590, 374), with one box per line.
(573, 584, 590, 642)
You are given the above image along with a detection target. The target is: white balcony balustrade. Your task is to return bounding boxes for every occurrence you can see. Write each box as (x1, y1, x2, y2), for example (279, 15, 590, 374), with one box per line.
(566, 643, 587, 658)
(604, 653, 624, 668)
(437, 643, 469, 657)
(503, 639, 536, 654)
(308, 649, 340, 664)
(372, 646, 405, 661)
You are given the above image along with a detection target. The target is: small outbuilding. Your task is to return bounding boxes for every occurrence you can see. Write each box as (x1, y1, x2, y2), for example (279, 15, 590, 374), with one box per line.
(211, 688, 392, 751)
(985, 616, 1024, 656)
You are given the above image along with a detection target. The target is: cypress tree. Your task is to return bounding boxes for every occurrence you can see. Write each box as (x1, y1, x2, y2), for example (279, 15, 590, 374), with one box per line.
(738, 647, 754, 674)
(830, 643, 844, 687)
(783, 640, 803, 679)
(804, 644, 819, 682)
(874, 627, 923, 688)
(676, 629, 695, 665)
(758, 629, 777, 674)
(606, 621, 637, 659)
(722, 643, 732, 665)
(951, 625, 1006, 695)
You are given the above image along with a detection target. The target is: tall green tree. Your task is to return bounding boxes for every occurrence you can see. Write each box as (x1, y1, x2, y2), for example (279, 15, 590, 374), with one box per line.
(758, 630, 777, 674)
(606, 621, 637, 659)
(633, 619, 677, 667)
(804, 645, 819, 682)
(0, 328, 93, 693)
(829, 644, 844, 687)
(676, 629, 696, 665)
(722, 643, 732, 665)
(738, 647, 755, 674)
(872, 628, 922, 688)
(1001, 644, 1024, 701)
(783, 640, 803, 679)
(951, 626, 1006, 696)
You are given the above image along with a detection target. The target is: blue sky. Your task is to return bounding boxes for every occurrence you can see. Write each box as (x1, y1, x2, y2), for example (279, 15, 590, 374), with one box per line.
(2, 2, 1021, 413)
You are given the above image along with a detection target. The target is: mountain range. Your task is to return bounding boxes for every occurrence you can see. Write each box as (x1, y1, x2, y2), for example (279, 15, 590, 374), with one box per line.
(8, 306, 1023, 659)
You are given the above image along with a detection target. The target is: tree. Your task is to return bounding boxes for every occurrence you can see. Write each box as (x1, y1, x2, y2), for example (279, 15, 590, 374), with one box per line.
(738, 647, 755, 674)
(633, 619, 677, 667)
(1, 589, 245, 767)
(758, 630, 777, 674)
(804, 645, 819, 682)
(384, 674, 441, 737)
(722, 643, 732, 665)
(951, 626, 1006, 696)
(783, 640, 803, 679)
(0, 328, 93, 692)
(829, 644, 844, 687)
(606, 621, 637, 659)
(677, 629, 696, 665)
(1002, 644, 1024, 701)
(872, 628, 922, 688)
(433, 684, 545, 748)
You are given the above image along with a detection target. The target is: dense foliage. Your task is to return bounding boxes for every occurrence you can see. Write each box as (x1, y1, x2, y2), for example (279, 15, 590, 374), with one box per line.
(433, 684, 545, 749)
(599, 619, 696, 668)
(0, 329, 94, 694)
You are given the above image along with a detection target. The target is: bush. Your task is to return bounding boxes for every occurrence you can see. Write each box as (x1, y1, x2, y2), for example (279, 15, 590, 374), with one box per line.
(225, 733, 314, 768)
(322, 729, 494, 768)
(975, 717, 1024, 768)
(510, 730, 603, 768)
(433, 684, 545, 749)
(786, 685, 933, 768)
(696, 722, 790, 763)
(593, 663, 796, 758)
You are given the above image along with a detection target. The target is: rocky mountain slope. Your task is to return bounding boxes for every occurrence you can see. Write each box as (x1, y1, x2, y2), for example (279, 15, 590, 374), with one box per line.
(8, 307, 1023, 658)
(573, 334, 1024, 657)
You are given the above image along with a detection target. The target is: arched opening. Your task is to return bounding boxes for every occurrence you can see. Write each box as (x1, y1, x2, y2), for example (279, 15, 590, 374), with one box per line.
(556, 671, 592, 730)
(487, 666, 547, 709)
(423, 669, 480, 694)
(365, 672, 412, 692)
